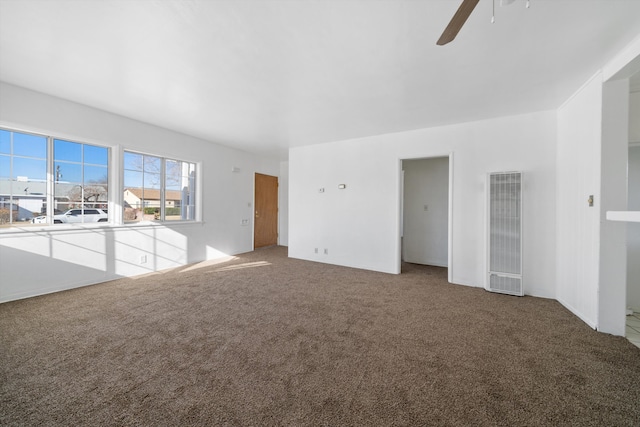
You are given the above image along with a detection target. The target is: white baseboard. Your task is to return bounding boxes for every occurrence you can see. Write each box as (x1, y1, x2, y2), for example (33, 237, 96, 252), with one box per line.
(557, 297, 598, 330)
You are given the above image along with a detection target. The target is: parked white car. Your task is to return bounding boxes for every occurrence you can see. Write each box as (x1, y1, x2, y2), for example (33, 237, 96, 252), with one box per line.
(31, 208, 108, 224)
(31, 215, 48, 224)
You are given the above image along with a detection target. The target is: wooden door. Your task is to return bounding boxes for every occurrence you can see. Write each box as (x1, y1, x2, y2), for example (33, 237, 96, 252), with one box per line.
(254, 173, 278, 248)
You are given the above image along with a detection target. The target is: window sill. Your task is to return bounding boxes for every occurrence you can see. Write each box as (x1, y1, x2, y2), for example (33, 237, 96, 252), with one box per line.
(115, 221, 204, 230)
(0, 220, 204, 235)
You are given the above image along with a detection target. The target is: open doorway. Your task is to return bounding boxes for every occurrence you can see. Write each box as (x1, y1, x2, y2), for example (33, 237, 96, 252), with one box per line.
(626, 72, 640, 348)
(400, 156, 452, 280)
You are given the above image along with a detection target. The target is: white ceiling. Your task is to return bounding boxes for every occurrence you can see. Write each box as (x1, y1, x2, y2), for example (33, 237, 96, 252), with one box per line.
(1, 0, 640, 159)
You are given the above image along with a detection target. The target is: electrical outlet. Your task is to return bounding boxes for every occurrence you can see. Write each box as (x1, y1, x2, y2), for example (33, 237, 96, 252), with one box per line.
(241, 219, 249, 226)
(314, 248, 318, 254)
(140, 255, 147, 264)
(324, 248, 328, 255)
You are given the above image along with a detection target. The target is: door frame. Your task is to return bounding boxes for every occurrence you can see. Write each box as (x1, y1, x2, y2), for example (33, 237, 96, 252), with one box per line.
(398, 152, 454, 282)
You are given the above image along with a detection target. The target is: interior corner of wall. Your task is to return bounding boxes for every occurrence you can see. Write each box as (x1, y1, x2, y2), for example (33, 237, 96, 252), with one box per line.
(557, 296, 598, 330)
(558, 70, 604, 112)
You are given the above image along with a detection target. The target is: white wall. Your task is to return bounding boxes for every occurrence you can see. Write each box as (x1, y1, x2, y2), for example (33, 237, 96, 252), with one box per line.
(631, 92, 640, 143)
(556, 73, 603, 329)
(627, 81, 640, 314)
(0, 82, 281, 302)
(278, 161, 289, 246)
(628, 145, 640, 311)
(289, 111, 557, 298)
(598, 79, 629, 335)
(555, 33, 640, 335)
(402, 157, 448, 267)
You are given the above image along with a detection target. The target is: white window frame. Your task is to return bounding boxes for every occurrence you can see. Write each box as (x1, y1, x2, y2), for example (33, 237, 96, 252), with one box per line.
(0, 126, 111, 228)
(1, 125, 202, 231)
(122, 149, 198, 224)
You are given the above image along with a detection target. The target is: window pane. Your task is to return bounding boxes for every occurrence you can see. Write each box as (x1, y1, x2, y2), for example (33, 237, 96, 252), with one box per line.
(54, 161, 82, 184)
(84, 144, 108, 166)
(0, 155, 9, 179)
(165, 159, 195, 221)
(0, 196, 12, 225)
(123, 152, 161, 223)
(165, 160, 181, 190)
(124, 152, 143, 171)
(84, 165, 108, 185)
(0, 154, 10, 225)
(14, 197, 46, 222)
(165, 188, 182, 221)
(54, 139, 81, 162)
(83, 182, 108, 206)
(13, 157, 46, 181)
(144, 172, 161, 190)
(124, 169, 143, 188)
(52, 142, 108, 225)
(0, 130, 10, 154)
(143, 156, 161, 173)
(55, 183, 83, 210)
(13, 132, 46, 158)
(123, 168, 143, 223)
(1, 129, 48, 227)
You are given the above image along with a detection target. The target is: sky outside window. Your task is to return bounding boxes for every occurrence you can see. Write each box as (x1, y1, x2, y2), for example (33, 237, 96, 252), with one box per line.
(0, 129, 11, 154)
(84, 144, 108, 165)
(54, 139, 108, 184)
(0, 156, 9, 179)
(54, 139, 81, 162)
(0, 130, 47, 182)
(13, 132, 46, 158)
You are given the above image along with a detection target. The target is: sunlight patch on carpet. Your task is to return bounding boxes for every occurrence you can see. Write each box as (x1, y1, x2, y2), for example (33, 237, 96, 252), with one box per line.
(178, 256, 239, 273)
(211, 261, 271, 272)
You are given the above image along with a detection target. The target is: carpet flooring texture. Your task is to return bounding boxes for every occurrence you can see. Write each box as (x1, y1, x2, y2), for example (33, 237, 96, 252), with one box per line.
(1, 246, 639, 426)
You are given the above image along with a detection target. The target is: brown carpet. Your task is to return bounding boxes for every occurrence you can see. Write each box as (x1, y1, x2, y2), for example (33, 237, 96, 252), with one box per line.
(1, 246, 639, 426)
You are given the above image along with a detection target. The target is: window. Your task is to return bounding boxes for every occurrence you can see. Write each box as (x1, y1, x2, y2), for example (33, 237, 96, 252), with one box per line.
(0, 129, 47, 225)
(123, 151, 196, 223)
(0, 128, 109, 227)
(53, 138, 108, 220)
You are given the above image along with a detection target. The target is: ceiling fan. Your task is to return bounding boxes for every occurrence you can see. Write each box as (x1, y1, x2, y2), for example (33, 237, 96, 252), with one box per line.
(437, 0, 479, 46)
(436, 0, 524, 46)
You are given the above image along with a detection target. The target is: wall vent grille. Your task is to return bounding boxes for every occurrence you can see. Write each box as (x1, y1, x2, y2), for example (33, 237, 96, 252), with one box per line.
(487, 172, 523, 296)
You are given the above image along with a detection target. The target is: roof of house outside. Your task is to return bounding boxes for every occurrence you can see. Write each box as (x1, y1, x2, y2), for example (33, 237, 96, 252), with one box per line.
(0, 181, 104, 198)
(125, 188, 185, 201)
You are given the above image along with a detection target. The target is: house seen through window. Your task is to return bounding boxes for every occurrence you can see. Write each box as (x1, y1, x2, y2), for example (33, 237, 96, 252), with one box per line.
(123, 151, 195, 223)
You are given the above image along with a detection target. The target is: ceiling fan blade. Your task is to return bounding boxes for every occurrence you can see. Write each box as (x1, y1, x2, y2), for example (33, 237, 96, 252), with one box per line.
(436, 0, 480, 46)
